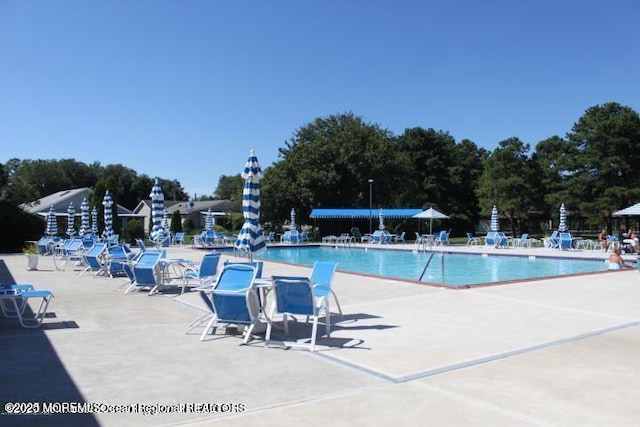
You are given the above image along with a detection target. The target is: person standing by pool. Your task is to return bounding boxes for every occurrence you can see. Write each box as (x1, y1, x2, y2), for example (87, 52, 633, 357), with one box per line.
(607, 248, 633, 270)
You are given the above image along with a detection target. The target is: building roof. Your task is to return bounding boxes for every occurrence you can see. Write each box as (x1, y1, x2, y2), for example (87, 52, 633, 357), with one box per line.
(20, 187, 140, 217)
(309, 208, 423, 219)
(133, 199, 231, 215)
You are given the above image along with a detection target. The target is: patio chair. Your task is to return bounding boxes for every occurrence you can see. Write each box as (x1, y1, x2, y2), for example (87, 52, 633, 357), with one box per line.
(310, 261, 342, 316)
(223, 260, 263, 278)
(199, 264, 261, 343)
(300, 231, 310, 243)
(543, 231, 560, 249)
(265, 277, 330, 352)
(173, 232, 186, 246)
(178, 253, 221, 295)
(496, 231, 509, 248)
(394, 231, 406, 243)
(265, 231, 276, 244)
(105, 245, 134, 278)
(466, 232, 481, 246)
(559, 232, 574, 250)
(0, 260, 54, 329)
(434, 230, 450, 245)
(124, 250, 163, 295)
(79, 242, 108, 276)
(51, 239, 85, 271)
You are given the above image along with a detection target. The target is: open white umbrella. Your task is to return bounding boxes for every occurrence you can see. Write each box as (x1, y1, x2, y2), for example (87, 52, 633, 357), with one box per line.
(413, 207, 449, 234)
(102, 191, 114, 240)
(234, 149, 266, 259)
(66, 202, 76, 238)
(614, 202, 640, 216)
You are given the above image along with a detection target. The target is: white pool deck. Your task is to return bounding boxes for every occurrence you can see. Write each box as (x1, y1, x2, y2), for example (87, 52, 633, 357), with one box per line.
(1, 243, 639, 426)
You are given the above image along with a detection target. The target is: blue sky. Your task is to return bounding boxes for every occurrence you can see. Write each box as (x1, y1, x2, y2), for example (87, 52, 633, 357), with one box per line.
(1, 1, 638, 198)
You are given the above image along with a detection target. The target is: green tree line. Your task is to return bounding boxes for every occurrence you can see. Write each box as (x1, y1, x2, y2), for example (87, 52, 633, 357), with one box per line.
(260, 102, 640, 236)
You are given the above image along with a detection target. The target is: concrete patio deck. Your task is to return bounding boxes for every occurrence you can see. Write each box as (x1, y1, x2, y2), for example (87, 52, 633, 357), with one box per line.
(1, 244, 639, 426)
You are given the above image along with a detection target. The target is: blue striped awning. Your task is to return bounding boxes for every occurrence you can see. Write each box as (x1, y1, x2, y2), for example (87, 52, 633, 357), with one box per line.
(310, 209, 423, 219)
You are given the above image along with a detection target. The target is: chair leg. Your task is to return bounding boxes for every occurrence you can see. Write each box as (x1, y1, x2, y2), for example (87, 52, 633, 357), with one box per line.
(325, 306, 331, 337)
(200, 316, 217, 341)
(331, 290, 343, 316)
(310, 315, 318, 352)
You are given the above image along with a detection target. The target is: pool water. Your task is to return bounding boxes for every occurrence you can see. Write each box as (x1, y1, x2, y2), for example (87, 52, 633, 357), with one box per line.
(253, 246, 608, 287)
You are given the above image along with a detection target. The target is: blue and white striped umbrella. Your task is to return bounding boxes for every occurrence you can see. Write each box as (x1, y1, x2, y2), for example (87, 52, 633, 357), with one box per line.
(378, 208, 385, 230)
(162, 208, 170, 230)
(490, 205, 500, 232)
(66, 202, 76, 238)
(559, 203, 568, 232)
(290, 208, 296, 230)
(91, 207, 99, 235)
(235, 149, 266, 257)
(45, 205, 58, 237)
(102, 191, 114, 240)
(79, 198, 90, 237)
(149, 179, 166, 241)
(205, 208, 214, 231)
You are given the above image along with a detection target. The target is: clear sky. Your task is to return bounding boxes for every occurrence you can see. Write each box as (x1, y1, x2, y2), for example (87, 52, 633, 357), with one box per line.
(1, 0, 638, 198)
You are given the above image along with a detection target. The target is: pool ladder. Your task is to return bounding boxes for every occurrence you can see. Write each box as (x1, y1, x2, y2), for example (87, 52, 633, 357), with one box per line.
(418, 251, 445, 284)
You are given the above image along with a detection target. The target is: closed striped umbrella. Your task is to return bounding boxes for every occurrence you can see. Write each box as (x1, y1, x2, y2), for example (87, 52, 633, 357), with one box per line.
(91, 207, 99, 235)
(45, 205, 58, 237)
(378, 208, 385, 230)
(205, 208, 214, 231)
(559, 203, 568, 232)
(79, 198, 90, 237)
(149, 179, 166, 242)
(290, 208, 296, 230)
(102, 191, 114, 240)
(162, 208, 170, 230)
(66, 202, 76, 238)
(234, 149, 266, 258)
(490, 205, 499, 232)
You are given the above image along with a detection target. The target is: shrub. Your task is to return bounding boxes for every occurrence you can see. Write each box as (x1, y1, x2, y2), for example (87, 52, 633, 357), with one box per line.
(183, 217, 195, 233)
(0, 200, 45, 253)
(170, 210, 183, 233)
(124, 219, 145, 245)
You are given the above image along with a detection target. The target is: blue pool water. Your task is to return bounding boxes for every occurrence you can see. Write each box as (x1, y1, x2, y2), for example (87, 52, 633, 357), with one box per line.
(253, 246, 608, 287)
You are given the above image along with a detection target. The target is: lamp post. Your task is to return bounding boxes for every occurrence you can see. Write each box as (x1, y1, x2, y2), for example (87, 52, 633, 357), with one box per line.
(368, 179, 374, 234)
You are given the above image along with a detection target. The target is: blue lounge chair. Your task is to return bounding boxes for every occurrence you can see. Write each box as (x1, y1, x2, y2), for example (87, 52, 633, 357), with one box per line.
(199, 264, 261, 343)
(79, 243, 108, 276)
(559, 232, 574, 250)
(265, 231, 276, 244)
(51, 239, 85, 271)
(124, 251, 163, 295)
(173, 232, 186, 246)
(544, 231, 560, 249)
(0, 260, 54, 328)
(434, 230, 450, 245)
(265, 276, 330, 352)
(178, 253, 220, 295)
(310, 261, 342, 316)
(466, 232, 481, 246)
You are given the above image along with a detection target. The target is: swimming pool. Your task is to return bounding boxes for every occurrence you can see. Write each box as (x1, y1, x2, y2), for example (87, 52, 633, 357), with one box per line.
(253, 246, 608, 287)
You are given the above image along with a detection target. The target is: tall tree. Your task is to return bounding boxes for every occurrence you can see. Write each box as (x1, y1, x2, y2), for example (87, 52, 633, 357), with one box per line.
(565, 102, 640, 230)
(262, 113, 406, 224)
(476, 137, 534, 235)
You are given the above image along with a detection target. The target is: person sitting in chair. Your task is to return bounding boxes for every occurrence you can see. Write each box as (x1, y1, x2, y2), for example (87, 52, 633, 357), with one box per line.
(598, 229, 610, 252)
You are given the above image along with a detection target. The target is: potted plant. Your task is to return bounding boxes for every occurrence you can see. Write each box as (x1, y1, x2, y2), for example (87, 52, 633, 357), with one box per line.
(23, 243, 39, 270)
